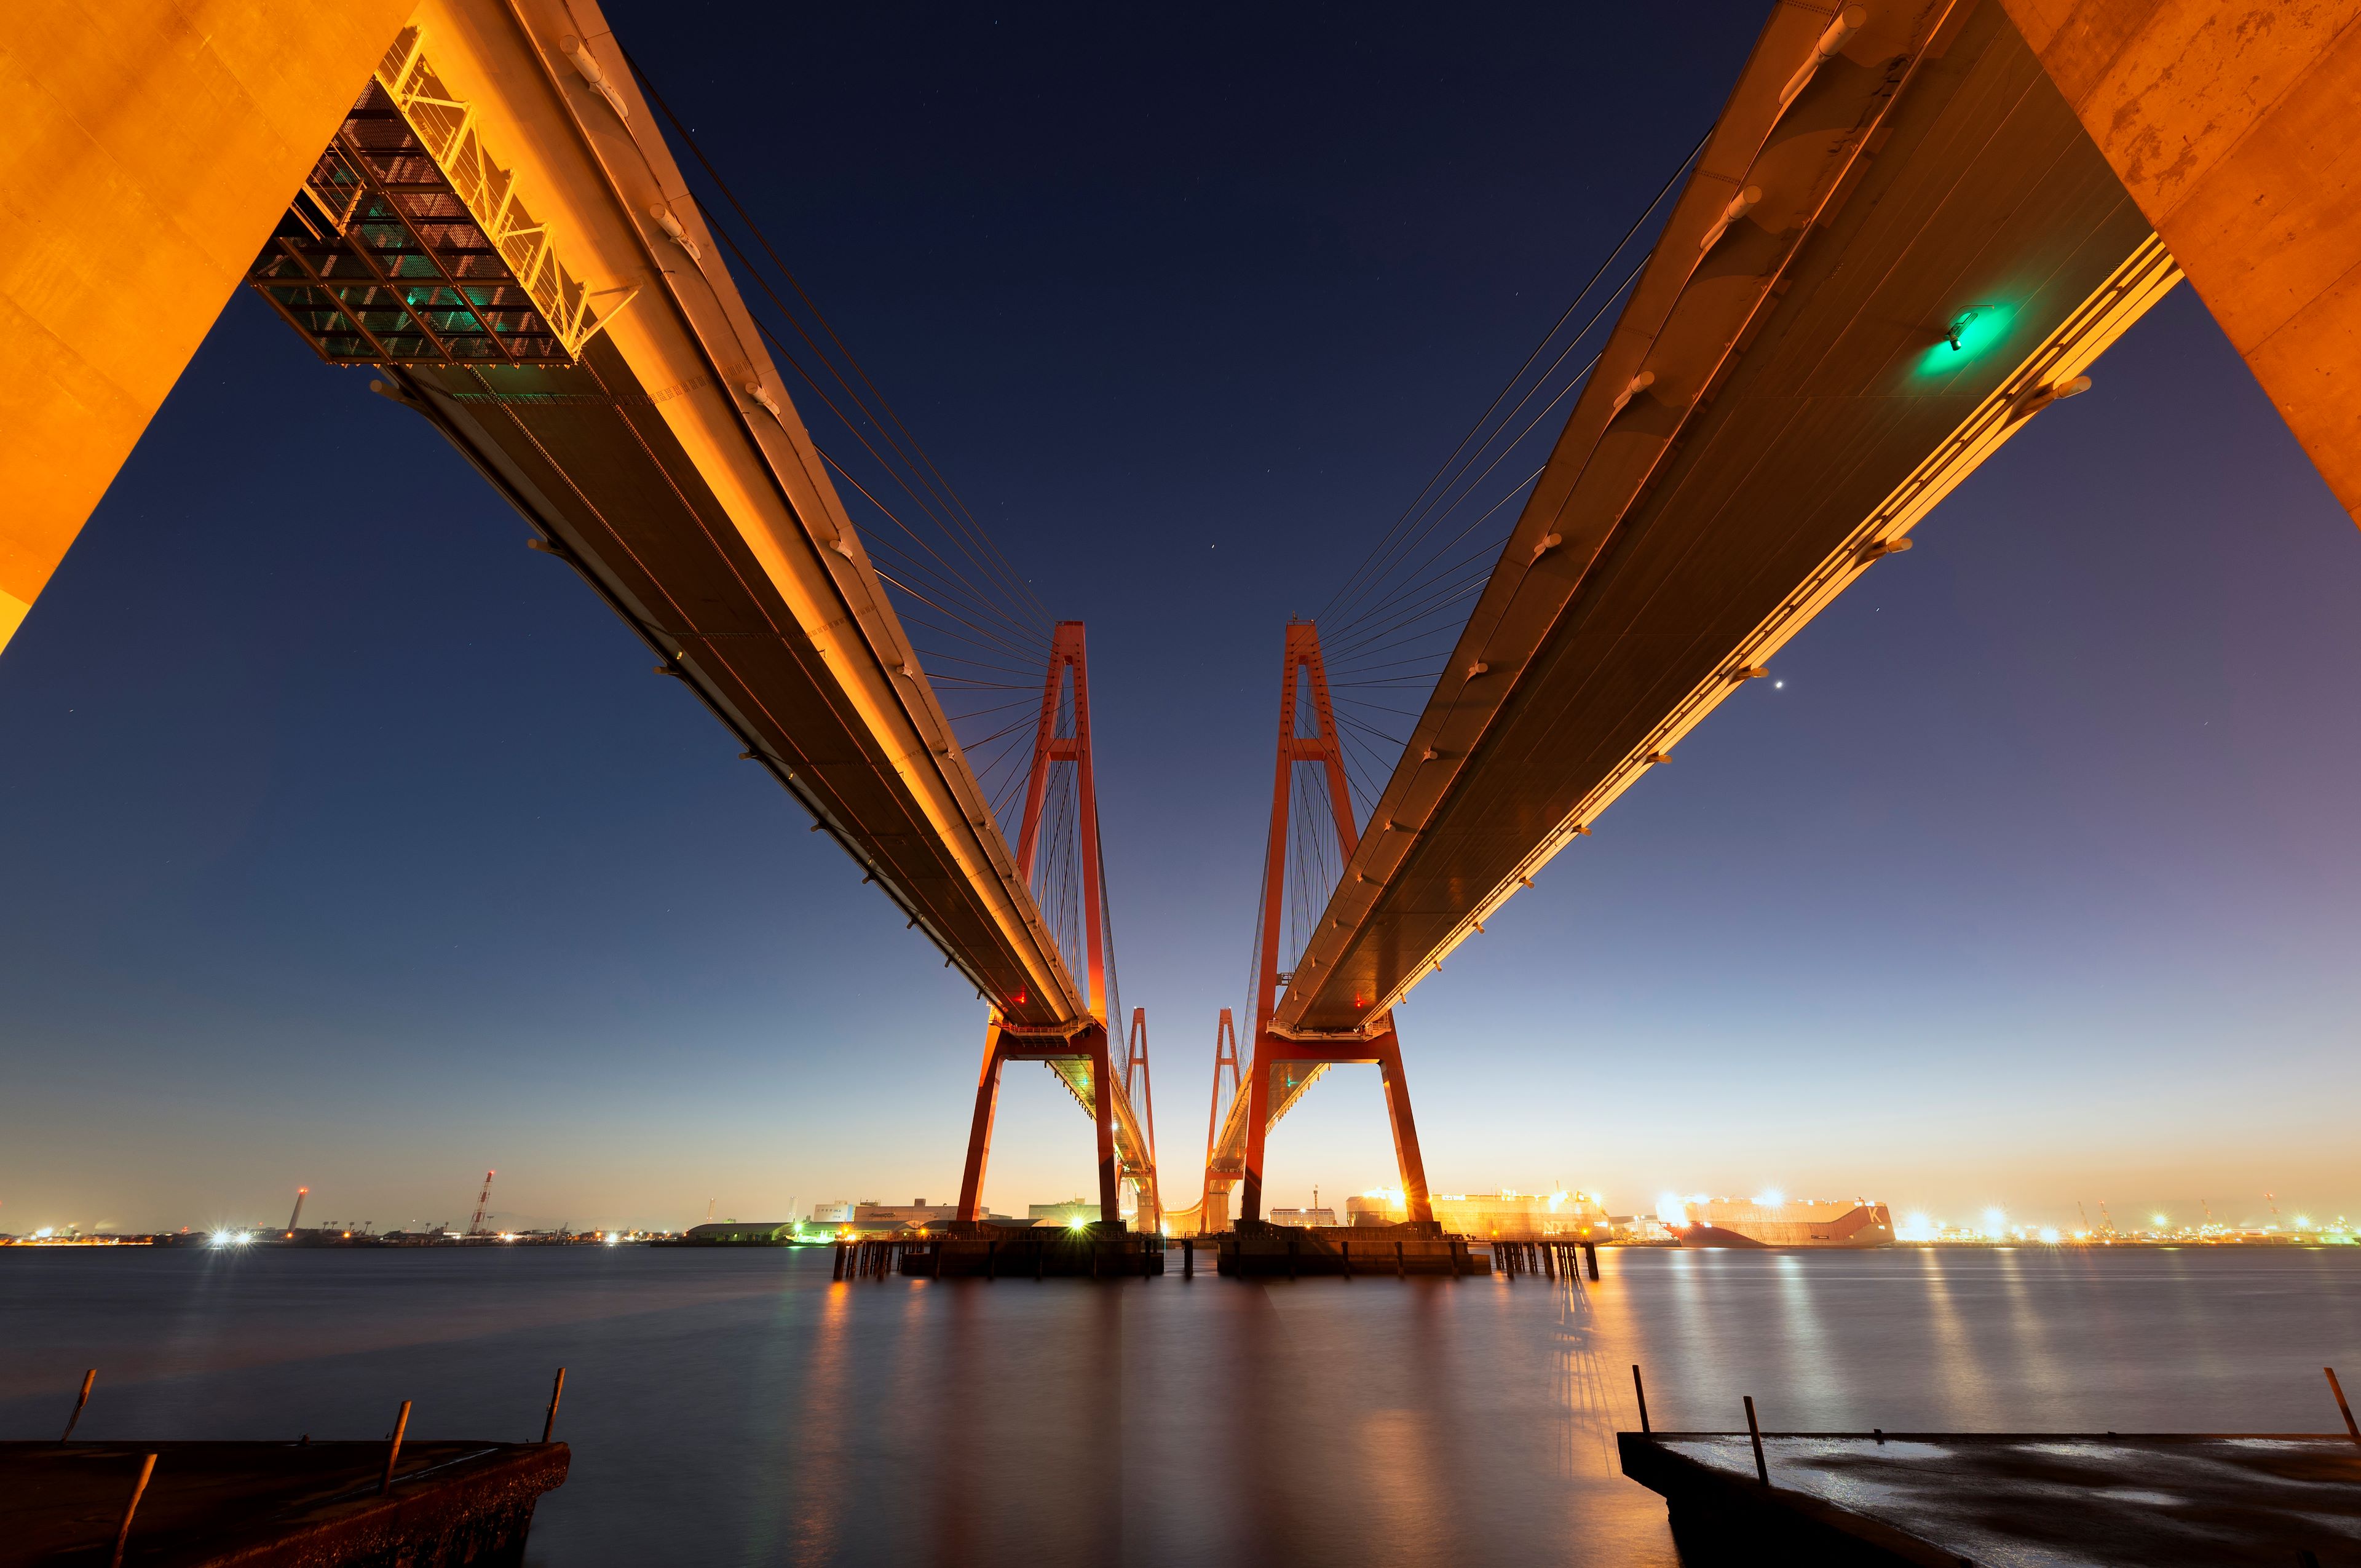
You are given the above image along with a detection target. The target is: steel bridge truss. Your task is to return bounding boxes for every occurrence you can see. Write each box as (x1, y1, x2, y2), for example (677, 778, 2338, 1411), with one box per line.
(247, 28, 615, 366)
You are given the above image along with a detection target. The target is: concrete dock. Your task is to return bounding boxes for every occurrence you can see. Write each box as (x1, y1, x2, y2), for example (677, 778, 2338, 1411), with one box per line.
(889, 1224, 1166, 1278)
(4, 1438, 567, 1566)
(1214, 1220, 1488, 1277)
(1620, 1428, 2361, 1566)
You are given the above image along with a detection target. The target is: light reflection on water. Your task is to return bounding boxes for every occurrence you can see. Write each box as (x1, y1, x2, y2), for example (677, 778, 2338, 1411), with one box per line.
(2, 1246, 2356, 1566)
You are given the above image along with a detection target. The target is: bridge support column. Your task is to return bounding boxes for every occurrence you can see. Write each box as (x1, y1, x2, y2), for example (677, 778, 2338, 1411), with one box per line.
(2000, 0, 2361, 528)
(1240, 1036, 1274, 1225)
(1374, 1028, 1434, 1225)
(955, 1024, 1007, 1224)
(0, 0, 419, 660)
(1091, 1023, 1120, 1231)
(1241, 1026, 1433, 1229)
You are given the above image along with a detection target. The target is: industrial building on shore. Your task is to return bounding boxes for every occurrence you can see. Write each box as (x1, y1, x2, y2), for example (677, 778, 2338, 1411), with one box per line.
(1673, 1198, 1895, 1249)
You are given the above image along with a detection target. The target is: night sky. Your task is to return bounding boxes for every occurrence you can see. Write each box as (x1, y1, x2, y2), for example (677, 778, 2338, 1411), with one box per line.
(3, 2, 2355, 1236)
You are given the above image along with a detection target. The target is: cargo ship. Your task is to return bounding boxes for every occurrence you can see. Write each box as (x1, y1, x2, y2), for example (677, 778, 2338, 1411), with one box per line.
(1676, 1198, 1893, 1249)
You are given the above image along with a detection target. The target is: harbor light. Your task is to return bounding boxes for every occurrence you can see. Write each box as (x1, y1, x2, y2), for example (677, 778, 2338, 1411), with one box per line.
(2296, 1215, 2312, 1229)
(1755, 1189, 1784, 1207)
(1982, 1207, 2006, 1236)
(1658, 1193, 1687, 1227)
(2039, 1227, 2060, 1243)
(1067, 1216, 1088, 1231)
(2153, 1213, 2169, 1229)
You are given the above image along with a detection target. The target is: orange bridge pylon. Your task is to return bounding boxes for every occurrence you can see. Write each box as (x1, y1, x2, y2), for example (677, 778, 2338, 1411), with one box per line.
(955, 621, 1158, 1231)
(1201, 620, 1433, 1228)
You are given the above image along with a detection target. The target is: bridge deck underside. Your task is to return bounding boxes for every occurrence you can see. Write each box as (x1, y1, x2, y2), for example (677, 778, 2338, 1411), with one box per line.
(1281, 1, 2163, 1033)
(1045, 1056, 1155, 1203)
(1203, 1061, 1326, 1196)
(392, 339, 1064, 1024)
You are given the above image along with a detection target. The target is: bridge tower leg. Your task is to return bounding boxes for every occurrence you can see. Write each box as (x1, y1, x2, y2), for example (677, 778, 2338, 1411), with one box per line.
(1091, 1023, 1119, 1232)
(956, 1024, 1007, 1224)
(1238, 621, 1433, 1226)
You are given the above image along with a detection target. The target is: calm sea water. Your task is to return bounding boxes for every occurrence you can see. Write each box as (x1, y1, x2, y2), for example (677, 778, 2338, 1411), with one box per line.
(5, 1245, 2357, 1565)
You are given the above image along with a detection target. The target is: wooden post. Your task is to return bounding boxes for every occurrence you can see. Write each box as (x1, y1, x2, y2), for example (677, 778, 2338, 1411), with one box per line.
(1585, 1241, 1600, 1281)
(380, 1401, 412, 1495)
(541, 1368, 566, 1444)
(2328, 1368, 2360, 1441)
(108, 1453, 156, 1568)
(61, 1368, 95, 1443)
(1744, 1396, 1768, 1485)
(1632, 1364, 1651, 1433)
(1342, 1240, 1353, 1280)
(1395, 1240, 1405, 1278)
(1183, 1237, 1193, 1278)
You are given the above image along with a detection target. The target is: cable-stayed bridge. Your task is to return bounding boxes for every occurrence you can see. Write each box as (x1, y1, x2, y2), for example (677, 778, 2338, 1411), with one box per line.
(5, 0, 2357, 1236)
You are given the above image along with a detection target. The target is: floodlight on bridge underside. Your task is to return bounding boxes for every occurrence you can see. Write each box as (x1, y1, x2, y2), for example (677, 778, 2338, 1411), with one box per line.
(248, 29, 609, 367)
(1920, 304, 2018, 375)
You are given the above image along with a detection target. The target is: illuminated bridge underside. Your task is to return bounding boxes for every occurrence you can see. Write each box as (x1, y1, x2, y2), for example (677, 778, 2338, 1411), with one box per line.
(1279, 0, 2179, 1035)
(1043, 1055, 1155, 1213)
(279, 2, 1086, 1032)
(1201, 1058, 1327, 1201)
(392, 336, 1083, 1018)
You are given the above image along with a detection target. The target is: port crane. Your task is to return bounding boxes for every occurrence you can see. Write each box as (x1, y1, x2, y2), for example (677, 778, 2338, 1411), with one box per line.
(467, 1171, 496, 1237)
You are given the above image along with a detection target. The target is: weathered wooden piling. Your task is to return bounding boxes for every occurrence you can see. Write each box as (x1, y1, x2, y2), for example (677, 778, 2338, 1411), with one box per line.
(106, 1452, 156, 1568)
(62, 1369, 96, 1444)
(379, 1401, 411, 1497)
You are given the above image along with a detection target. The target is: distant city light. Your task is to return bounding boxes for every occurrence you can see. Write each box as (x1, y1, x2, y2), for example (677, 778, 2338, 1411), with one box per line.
(1754, 1189, 1784, 1208)
(2153, 1214, 2169, 1228)
(2296, 1215, 2312, 1228)
(34, 1227, 53, 1239)
(2039, 1227, 2060, 1244)
(1897, 1213, 1934, 1242)
(1982, 1208, 2005, 1235)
